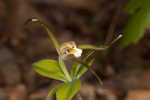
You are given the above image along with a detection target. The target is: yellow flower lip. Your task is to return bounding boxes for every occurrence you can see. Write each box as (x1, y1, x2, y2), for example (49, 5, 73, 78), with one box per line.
(68, 49, 77, 54)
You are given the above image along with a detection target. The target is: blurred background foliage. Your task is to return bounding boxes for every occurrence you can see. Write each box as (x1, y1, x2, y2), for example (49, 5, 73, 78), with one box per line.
(0, 0, 150, 100)
(121, 0, 150, 47)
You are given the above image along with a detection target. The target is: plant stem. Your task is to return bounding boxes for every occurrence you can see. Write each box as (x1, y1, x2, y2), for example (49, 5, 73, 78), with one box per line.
(37, 21, 60, 54)
(78, 34, 122, 50)
(39, 21, 72, 82)
(59, 56, 72, 82)
(25, 18, 60, 54)
(25, 18, 72, 82)
(74, 59, 103, 86)
(72, 50, 94, 78)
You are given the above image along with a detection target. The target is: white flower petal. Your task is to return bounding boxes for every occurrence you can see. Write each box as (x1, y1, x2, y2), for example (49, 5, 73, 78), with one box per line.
(73, 48, 82, 58)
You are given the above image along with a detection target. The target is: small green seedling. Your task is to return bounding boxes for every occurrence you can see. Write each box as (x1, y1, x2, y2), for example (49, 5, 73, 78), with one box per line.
(25, 17, 122, 100)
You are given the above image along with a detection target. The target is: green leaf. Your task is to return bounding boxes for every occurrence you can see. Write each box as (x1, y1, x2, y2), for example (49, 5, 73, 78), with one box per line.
(46, 84, 61, 100)
(124, 0, 142, 14)
(56, 79, 81, 100)
(70, 50, 94, 78)
(76, 58, 94, 79)
(70, 62, 79, 78)
(32, 59, 66, 81)
(121, 6, 150, 47)
(124, 0, 150, 14)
